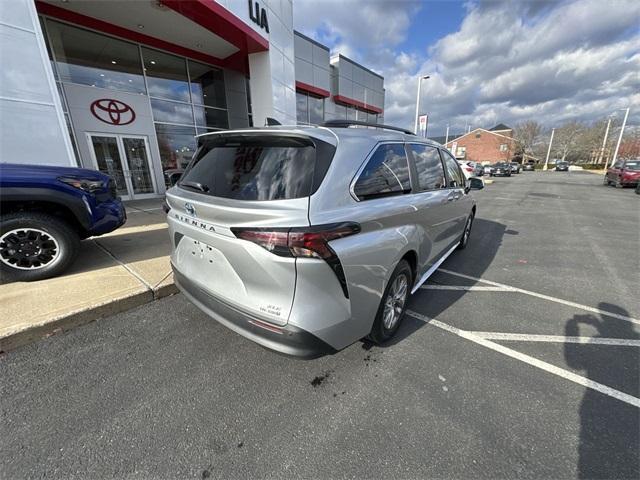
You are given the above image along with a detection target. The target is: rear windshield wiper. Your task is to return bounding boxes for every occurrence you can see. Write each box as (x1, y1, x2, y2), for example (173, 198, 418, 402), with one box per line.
(179, 181, 209, 193)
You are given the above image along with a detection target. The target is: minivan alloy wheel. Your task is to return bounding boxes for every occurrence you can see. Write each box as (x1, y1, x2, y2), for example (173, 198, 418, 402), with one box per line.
(382, 273, 409, 330)
(0, 228, 60, 270)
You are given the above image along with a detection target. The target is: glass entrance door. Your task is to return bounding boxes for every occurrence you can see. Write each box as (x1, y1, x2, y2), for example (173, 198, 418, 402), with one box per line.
(121, 136, 155, 196)
(88, 134, 157, 199)
(90, 135, 128, 197)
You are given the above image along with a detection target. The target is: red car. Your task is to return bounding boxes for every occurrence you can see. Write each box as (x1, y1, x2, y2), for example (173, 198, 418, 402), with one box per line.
(604, 158, 640, 187)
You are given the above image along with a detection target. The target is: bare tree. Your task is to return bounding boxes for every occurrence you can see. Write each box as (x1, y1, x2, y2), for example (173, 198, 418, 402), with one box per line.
(574, 119, 609, 164)
(513, 121, 543, 163)
(553, 121, 586, 162)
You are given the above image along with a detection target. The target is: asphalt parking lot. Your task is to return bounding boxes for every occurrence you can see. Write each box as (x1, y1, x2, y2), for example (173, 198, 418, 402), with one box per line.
(1, 171, 638, 479)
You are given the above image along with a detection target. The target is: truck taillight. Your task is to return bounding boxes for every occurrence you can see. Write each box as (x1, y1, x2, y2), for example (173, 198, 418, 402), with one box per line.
(232, 223, 360, 298)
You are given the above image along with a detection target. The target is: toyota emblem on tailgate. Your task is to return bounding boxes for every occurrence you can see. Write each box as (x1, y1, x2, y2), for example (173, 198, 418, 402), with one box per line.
(184, 203, 196, 217)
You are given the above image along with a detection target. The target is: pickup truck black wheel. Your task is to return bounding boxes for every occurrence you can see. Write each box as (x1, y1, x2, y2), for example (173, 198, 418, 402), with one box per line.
(0, 212, 80, 282)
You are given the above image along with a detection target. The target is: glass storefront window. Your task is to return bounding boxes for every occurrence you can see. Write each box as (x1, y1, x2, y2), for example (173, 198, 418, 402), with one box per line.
(189, 61, 226, 108)
(296, 92, 324, 124)
(155, 124, 197, 173)
(47, 20, 145, 94)
(150, 98, 194, 125)
(346, 106, 356, 120)
(296, 92, 308, 124)
(334, 104, 346, 120)
(194, 106, 229, 129)
(308, 96, 324, 124)
(142, 47, 190, 102)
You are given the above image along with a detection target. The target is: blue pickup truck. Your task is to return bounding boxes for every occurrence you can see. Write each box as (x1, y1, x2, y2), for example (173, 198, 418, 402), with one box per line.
(0, 163, 126, 282)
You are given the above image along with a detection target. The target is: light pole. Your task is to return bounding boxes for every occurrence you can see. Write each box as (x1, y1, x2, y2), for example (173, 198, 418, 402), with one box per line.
(543, 128, 555, 171)
(413, 75, 430, 134)
(445, 124, 450, 144)
(597, 117, 612, 165)
(609, 107, 630, 169)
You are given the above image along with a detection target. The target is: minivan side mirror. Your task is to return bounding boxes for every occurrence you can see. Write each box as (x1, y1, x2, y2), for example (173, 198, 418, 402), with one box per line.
(468, 177, 484, 190)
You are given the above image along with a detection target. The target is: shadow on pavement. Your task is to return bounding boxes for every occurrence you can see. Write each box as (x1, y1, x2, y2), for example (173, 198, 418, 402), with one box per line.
(564, 304, 640, 479)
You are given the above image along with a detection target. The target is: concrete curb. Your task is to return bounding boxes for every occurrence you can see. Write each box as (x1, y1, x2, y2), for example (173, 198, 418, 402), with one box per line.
(0, 280, 178, 353)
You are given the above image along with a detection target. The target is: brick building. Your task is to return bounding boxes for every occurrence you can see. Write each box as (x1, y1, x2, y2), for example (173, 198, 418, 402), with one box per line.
(444, 124, 516, 164)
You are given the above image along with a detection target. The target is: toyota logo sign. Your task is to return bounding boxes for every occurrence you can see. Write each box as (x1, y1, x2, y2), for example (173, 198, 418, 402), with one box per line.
(90, 99, 136, 126)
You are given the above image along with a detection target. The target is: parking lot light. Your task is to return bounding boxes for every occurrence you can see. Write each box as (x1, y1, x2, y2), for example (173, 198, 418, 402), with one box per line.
(543, 128, 555, 171)
(608, 107, 630, 170)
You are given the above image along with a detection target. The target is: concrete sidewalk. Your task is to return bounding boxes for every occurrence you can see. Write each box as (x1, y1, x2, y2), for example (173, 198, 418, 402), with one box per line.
(0, 199, 175, 352)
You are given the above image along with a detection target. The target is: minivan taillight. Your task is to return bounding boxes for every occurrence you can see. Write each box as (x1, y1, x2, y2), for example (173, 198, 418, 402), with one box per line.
(231, 222, 360, 298)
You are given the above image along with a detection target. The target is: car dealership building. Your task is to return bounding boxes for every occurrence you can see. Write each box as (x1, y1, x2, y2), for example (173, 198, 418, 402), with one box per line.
(1, 0, 385, 199)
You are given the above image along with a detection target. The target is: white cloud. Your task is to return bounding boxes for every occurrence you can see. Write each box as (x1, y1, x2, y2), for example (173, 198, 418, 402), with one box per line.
(294, 0, 640, 136)
(294, 0, 419, 52)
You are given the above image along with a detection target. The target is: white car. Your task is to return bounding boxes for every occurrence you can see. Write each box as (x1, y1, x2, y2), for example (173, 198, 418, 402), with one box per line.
(457, 161, 475, 179)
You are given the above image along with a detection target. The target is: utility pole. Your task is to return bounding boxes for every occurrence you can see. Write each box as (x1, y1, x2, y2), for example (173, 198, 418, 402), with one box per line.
(543, 128, 555, 171)
(597, 118, 611, 165)
(413, 75, 430, 134)
(609, 107, 630, 169)
(445, 124, 450, 144)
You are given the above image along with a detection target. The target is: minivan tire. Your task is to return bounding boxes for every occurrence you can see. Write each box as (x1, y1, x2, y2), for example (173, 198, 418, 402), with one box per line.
(457, 212, 474, 250)
(0, 212, 80, 283)
(367, 259, 412, 344)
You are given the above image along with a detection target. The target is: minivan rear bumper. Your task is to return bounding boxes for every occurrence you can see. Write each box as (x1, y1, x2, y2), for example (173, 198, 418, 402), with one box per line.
(172, 266, 336, 359)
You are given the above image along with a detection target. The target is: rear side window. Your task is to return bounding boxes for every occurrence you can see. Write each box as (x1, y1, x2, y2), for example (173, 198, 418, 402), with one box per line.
(353, 144, 411, 200)
(440, 149, 465, 188)
(180, 137, 318, 201)
(408, 144, 446, 191)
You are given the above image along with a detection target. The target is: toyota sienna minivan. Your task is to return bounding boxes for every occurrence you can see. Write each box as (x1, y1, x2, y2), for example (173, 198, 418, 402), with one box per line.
(166, 120, 478, 358)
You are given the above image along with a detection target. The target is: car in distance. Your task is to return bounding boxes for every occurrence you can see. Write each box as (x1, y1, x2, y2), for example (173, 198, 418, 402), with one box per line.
(555, 161, 569, 171)
(483, 164, 493, 175)
(604, 159, 640, 188)
(490, 162, 512, 177)
(473, 163, 485, 176)
(522, 161, 535, 171)
(509, 162, 521, 174)
(457, 160, 476, 179)
(0, 163, 126, 281)
(166, 120, 479, 357)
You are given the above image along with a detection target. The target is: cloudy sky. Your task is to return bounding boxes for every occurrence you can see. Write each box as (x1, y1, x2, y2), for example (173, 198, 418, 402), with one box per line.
(294, 0, 640, 137)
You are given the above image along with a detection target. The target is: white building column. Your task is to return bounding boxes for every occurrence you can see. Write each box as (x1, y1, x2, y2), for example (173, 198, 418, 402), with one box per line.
(247, 0, 296, 126)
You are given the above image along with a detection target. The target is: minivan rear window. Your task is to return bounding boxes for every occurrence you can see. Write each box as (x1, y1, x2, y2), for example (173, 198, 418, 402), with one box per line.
(179, 136, 320, 201)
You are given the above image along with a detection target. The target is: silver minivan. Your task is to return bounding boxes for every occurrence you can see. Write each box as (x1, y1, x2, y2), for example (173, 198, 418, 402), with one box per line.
(166, 121, 478, 357)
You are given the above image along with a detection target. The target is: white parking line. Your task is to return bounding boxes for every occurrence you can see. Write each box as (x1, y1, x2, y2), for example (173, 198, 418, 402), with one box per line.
(421, 285, 515, 292)
(406, 310, 640, 408)
(437, 268, 640, 326)
(469, 331, 640, 347)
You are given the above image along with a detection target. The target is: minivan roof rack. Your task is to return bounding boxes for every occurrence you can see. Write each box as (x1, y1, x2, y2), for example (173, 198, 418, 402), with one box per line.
(321, 120, 415, 136)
